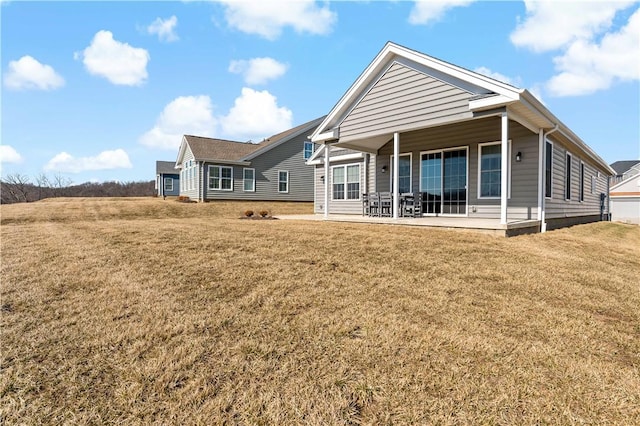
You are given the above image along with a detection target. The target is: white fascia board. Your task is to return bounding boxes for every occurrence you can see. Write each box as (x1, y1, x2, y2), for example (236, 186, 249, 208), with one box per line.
(201, 159, 251, 166)
(468, 94, 518, 111)
(610, 174, 639, 191)
(307, 144, 326, 163)
(307, 152, 364, 165)
(175, 136, 188, 167)
(310, 128, 340, 143)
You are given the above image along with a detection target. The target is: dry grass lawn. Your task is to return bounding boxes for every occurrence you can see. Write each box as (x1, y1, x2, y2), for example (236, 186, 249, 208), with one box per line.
(1, 197, 639, 424)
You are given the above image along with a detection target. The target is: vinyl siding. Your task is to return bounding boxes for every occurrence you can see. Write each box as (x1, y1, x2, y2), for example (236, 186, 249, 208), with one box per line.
(314, 159, 366, 214)
(203, 131, 314, 201)
(376, 117, 540, 220)
(179, 146, 199, 200)
(340, 62, 474, 141)
(545, 139, 610, 218)
(158, 173, 180, 197)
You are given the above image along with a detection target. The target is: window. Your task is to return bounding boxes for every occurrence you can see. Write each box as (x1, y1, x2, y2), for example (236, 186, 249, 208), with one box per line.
(591, 175, 596, 194)
(303, 141, 314, 159)
(579, 162, 585, 202)
(164, 177, 173, 192)
(545, 140, 553, 198)
(278, 170, 289, 193)
(479, 142, 506, 198)
(390, 154, 411, 194)
(565, 152, 572, 200)
(243, 168, 255, 192)
(332, 164, 360, 200)
(209, 165, 233, 191)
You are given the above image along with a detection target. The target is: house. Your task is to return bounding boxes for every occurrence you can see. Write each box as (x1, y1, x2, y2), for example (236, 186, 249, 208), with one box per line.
(155, 161, 180, 198)
(610, 160, 640, 185)
(175, 116, 323, 202)
(308, 42, 615, 233)
(609, 161, 640, 224)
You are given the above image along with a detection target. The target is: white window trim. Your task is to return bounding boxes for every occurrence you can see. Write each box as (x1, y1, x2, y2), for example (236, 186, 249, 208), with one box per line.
(389, 153, 412, 194)
(591, 175, 596, 195)
(278, 170, 289, 194)
(243, 168, 255, 192)
(477, 140, 511, 200)
(330, 163, 361, 201)
(545, 139, 553, 199)
(208, 165, 234, 191)
(164, 177, 173, 192)
(579, 160, 585, 203)
(565, 151, 573, 201)
(303, 141, 314, 160)
(419, 146, 469, 217)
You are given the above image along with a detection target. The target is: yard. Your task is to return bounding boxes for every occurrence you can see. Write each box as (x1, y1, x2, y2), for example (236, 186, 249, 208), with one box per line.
(1, 198, 639, 424)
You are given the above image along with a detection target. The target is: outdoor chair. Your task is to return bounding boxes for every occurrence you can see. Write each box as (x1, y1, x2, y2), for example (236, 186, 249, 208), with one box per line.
(362, 193, 369, 216)
(403, 192, 423, 217)
(368, 192, 380, 217)
(379, 192, 393, 217)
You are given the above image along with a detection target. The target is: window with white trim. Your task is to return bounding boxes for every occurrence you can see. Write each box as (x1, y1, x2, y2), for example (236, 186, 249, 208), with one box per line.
(164, 177, 173, 192)
(303, 141, 314, 159)
(545, 140, 553, 198)
(332, 164, 360, 200)
(243, 168, 255, 192)
(565, 152, 572, 200)
(278, 170, 289, 193)
(209, 165, 233, 191)
(479, 142, 510, 198)
(591, 175, 596, 194)
(579, 161, 585, 202)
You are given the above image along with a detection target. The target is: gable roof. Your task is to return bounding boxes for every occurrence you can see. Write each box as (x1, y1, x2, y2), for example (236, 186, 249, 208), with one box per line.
(156, 160, 177, 175)
(310, 41, 614, 175)
(176, 116, 325, 166)
(610, 160, 640, 175)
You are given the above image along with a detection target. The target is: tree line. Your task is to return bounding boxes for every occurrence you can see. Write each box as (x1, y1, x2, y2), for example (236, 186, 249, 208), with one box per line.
(1, 173, 155, 204)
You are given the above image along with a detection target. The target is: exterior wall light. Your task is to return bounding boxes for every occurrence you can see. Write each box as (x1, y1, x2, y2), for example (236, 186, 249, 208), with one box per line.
(381, 165, 388, 173)
(516, 152, 522, 162)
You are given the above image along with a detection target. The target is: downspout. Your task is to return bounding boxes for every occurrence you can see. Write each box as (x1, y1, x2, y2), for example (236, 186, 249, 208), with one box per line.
(540, 124, 559, 232)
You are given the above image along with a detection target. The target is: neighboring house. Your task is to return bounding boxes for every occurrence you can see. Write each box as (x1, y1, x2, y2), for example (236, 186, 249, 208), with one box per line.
(175, 116, 323, 202)
(308, 42, 614, 232)
(610, 160, 640, 185)
(609, 161, 640, 224)
(156, 161, 180, 198)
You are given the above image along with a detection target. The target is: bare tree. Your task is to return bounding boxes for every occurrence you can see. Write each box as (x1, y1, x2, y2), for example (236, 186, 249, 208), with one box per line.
(52, 172, 72, 197)
(35, 173, 51, 201)
(1, 173, 32, 203)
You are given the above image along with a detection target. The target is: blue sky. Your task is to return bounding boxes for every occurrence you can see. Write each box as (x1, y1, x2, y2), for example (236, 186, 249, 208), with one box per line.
(1, 1, 638, 184)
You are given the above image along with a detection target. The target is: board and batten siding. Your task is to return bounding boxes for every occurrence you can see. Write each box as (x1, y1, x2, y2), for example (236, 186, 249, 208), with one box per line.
(545, 139, 610, 219)
(203, 132, 314, 201)
(376, 117, 540, 220)
(340, 62, 474, 142)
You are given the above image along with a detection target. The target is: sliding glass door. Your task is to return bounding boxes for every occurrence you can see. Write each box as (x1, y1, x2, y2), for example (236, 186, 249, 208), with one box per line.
(420, 148, 467, 215)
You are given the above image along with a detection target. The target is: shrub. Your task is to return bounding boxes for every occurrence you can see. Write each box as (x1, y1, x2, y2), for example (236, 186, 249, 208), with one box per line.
(244, 210, 254, 217)
(177, 196, 191, 203)
(259, 210, 269, 218)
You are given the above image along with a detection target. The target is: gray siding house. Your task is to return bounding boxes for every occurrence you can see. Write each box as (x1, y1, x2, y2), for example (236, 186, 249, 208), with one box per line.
(309, 42, 615, 232)
(155, 161, 180, 198)
(176, 116, 323, 202)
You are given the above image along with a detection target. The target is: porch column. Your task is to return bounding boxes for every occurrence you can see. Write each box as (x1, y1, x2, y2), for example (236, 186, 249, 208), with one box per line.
(537, 128, 546, 232)
(324, 143, 330, 219)
(393, 132, 400, 219)
(500, 112, 508, 224)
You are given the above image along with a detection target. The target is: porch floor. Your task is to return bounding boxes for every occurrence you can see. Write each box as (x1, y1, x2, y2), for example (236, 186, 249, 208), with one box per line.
(276, 214, 541, 236)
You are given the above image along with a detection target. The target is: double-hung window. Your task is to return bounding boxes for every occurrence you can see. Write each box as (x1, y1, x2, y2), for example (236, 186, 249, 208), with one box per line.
(332, 164, 360, 200)
(164, 178, 173, 192)
(390, 154, 411, 194)
(209, 165, 233, 191)
(479, 142, 509, 198)
(278, 170, 289, 193)
(243, 168, 255, 192)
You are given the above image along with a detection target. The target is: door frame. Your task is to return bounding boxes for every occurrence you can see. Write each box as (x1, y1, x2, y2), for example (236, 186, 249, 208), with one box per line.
(419, 146, 469, 217)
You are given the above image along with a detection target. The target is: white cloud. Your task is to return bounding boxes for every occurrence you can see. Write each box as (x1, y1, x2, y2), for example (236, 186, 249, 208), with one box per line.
(510, 1, 635, 53)
(79, 30, 149, 86)
(474, 66, 521, 87)
(228, 57, 288, 85)
(408, 0, 475, 25)
(139, 96, 217, 150)
(217, 0, 337, 40)
(147, 15, 179, 42)
(0, 145, 23, 164)
(219, 88, 292, 141)
(3, 56, 65, 91)
(546, 8, 640, 96)
(44, 149, 132, 173)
